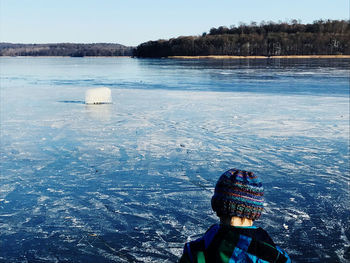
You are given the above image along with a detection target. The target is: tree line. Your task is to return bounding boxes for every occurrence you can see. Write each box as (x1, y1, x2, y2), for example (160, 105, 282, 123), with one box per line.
(0, 43, 133, 57)
(134, 20, 350, 57)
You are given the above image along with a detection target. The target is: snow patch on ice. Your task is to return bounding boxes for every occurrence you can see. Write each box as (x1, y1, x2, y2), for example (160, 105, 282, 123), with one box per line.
(85, 87, 112, 104)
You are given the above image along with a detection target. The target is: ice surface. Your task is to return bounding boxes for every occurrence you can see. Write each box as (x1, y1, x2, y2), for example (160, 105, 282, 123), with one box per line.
(0, 57, 349, 262)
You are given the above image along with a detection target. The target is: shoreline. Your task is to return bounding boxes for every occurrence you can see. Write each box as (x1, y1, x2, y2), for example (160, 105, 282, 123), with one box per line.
(167, 55, 350, 59)
(1, 55, 349, 59)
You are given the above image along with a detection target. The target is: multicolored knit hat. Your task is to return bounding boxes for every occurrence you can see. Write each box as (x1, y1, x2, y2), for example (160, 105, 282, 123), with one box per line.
(211, 169, 264, 220)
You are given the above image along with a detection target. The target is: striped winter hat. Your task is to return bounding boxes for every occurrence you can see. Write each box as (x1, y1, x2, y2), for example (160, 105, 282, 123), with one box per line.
(211, 169, 264, 220)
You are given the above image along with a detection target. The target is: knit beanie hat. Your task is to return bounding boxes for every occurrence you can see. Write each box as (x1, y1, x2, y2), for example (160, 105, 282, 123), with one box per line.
(211, 169, 264, 220)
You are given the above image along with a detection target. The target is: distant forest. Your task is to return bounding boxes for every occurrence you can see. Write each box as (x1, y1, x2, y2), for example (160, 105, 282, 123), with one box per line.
(135, 20, 350, 57)
(0, 43, 133, 57)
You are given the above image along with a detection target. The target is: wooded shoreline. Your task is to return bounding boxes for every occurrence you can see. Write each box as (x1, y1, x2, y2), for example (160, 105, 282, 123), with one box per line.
(135, 20, 350, 58)
(2, 20, 349, 58)
(0, 43, 134, 57)
(1, 55, 349, 59)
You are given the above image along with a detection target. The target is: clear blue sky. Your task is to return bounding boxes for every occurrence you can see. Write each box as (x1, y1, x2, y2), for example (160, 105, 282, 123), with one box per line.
(0, 0, 348, 46)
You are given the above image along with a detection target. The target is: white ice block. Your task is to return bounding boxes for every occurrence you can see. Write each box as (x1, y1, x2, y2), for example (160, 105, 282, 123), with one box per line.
(85, 88, 112, 104)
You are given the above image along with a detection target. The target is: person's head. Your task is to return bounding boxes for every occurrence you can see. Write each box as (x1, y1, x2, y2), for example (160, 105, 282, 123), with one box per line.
(211, 169, 264, 224)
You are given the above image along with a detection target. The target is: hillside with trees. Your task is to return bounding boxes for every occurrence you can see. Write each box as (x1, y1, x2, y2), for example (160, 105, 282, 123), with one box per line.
(135, 20, 350, 57)
(0, 43, 133, 57)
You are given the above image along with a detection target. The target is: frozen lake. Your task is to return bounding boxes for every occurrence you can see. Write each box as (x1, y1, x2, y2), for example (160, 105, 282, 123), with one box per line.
(0, 57, 349, 262)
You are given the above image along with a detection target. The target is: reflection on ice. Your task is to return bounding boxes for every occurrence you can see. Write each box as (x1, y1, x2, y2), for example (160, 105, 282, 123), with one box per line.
(85, 104, 112, 121)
